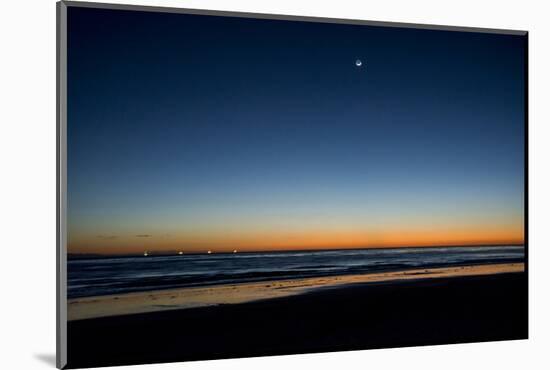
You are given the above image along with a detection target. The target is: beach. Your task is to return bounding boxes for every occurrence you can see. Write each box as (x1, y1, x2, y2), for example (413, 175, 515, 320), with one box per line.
(66, 263, 527, 368)
(68, 262, 523, 321)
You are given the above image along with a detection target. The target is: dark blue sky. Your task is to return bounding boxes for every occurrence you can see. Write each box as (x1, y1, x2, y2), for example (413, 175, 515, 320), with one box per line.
(67, 7, 525, 253)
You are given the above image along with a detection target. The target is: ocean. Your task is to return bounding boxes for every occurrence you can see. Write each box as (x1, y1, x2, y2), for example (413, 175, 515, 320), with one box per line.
(67, 245, 524, 299)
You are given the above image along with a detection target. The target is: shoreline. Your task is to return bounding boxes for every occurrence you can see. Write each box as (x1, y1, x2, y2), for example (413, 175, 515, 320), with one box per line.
(68, 262, 524, 321)
(67, 271, 527, 368)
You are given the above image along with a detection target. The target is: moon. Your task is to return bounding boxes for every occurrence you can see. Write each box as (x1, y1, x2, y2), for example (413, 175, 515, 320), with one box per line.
(355, 59, 362, 67)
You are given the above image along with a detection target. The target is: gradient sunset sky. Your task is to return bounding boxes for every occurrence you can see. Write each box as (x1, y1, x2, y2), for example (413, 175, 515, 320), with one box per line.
(67, 7, 525, 255)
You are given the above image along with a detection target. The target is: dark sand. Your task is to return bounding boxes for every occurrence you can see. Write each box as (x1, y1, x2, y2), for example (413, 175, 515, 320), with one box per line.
(66, 272, 527, 369)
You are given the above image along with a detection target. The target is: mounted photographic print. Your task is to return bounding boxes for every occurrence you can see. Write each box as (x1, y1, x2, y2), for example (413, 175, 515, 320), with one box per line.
(56, 1, 528, 368)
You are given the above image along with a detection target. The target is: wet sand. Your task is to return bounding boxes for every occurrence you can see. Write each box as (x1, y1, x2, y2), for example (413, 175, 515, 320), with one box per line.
(68, 262, 524, 321)
(66, 265, 527, 369)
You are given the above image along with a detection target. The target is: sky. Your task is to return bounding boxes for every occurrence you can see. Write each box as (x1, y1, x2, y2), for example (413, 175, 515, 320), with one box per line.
(67, 7, 526, 255)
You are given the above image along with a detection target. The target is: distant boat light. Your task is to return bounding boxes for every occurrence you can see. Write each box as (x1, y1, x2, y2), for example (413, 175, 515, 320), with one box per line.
(233, 249, 238, 253)
(178, 251, 183, 255)
(143, 251, 148, 257)
(207, 250, 212, 254)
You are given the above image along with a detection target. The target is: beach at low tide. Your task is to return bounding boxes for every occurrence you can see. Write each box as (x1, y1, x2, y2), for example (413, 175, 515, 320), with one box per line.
(68, 262, 524, 320)
(67, 266, 527, 368)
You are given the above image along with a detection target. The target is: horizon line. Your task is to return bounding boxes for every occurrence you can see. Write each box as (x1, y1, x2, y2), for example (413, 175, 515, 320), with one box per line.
(68, 242, 525, 259)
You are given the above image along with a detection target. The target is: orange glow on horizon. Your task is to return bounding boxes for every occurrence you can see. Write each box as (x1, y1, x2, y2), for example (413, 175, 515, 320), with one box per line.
(68, 224, 524, 255)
